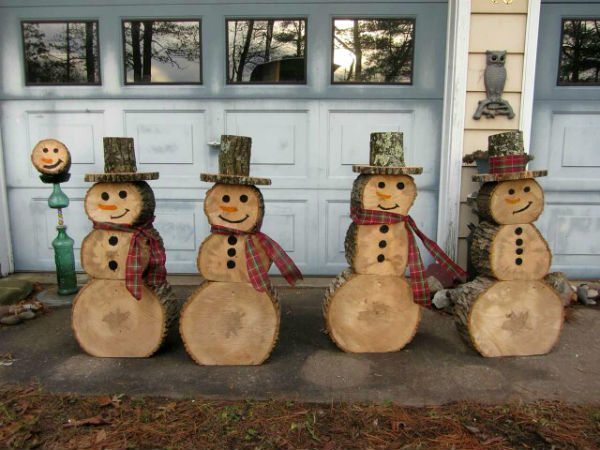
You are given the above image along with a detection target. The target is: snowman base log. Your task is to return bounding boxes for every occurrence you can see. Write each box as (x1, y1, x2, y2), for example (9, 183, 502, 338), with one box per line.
(71, 279, 177, 357)
(471, 221, 552, 280)
(323, 269, 420, 353)
(454, 277, 564, 357)
(179, 281, 280, 365)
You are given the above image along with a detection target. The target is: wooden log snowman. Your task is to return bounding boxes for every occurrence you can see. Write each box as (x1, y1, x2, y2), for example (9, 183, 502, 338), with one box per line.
(179, 135, 303, 365)
(323, 132, 466, 353)
(72, 137, 177, 357)
(455, 131, 564, 357)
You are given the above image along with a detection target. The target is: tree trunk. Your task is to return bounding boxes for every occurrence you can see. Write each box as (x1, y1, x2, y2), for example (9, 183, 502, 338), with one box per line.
(85, 22, 95, 83)
(296, 20, 303, 57)
(180, 281, 280, 365)
(142, 20, 153, 82)
(352, 20, 362, 80)
(236, 20, 254, 82)
(131, 21, 142, 82)
(454, 277, 563, 357)
(264, 20, 274, 61)
(65, 22, 71, 81)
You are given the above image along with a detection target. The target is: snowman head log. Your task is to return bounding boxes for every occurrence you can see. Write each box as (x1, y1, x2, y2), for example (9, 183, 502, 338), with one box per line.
(351, 174, 417, 215)
(477, 179, 544, 224)
(85, 181, 155, 226)
(204, 183, 264, 232)
(31, 138, 71, 176)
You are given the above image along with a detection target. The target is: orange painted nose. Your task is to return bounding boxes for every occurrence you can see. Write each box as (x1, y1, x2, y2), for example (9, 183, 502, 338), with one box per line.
(220, 205, 238, 213)
(505, 198, 521, 204)
(98, 204, 117, 210)
(42, 158, 53, 164)
(376, 191, 391, 199)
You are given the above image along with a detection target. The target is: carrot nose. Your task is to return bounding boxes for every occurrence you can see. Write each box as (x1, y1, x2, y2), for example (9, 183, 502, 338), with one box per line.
(42, 158, 53, 164)
(220, 205, 238, 213)
(505, 198, 521, 205)
(376, 191, 391, 200)
(98, 204, 117, 210)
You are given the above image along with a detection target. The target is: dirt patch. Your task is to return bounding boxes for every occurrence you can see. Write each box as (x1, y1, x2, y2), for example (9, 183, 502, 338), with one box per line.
(1, 384, 599, 449)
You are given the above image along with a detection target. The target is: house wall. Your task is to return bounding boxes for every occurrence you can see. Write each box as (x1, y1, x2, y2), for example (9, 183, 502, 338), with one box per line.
(457, 0, 531, 268)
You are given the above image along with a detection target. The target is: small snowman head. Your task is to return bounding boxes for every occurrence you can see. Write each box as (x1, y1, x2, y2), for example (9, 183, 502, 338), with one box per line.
(85, 181, 155, 226)
(31, 138, 71, 175)
(353, 174, 417, 216)
(204, 183, 263, 232)
(482, 179, 544, 224)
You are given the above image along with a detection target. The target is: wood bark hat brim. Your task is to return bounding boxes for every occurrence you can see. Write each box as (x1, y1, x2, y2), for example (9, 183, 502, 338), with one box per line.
(352, 132, 423, 175)
(200, 134, 271, 185)
(84, 137, 159, 182)
(473, 170, 547, 182)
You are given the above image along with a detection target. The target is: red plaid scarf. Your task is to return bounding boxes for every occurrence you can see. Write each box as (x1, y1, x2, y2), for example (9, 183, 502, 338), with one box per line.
(211, 222, 303, 292)
(350, 207, 466, 308)
(489, 154, 528, 174)
(93, 217, 167, 300)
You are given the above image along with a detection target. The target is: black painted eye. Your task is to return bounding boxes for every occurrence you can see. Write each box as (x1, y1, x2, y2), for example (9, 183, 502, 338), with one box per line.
(53, 148, 59, 153)
(397, 182, 405, 190)
(119, 190, 127, 199)
(240, 194, 248, 203)
(524, 186, 531, 193)
(378, 181, 385, 188)
(101, 192, 109, 201)
(42, 147, 48, 153)
(222, 195, 230, 203)
(491, 55, 497, 61)
(508, 189, 515, 195)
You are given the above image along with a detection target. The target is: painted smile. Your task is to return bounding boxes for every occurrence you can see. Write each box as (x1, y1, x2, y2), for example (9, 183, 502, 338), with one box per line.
(378, 203, 399, 211)
(218, 214, 249, 224)
(513, 201, 532, 214)
(110, 208, 130, 219)
(43, 159, 63, 169)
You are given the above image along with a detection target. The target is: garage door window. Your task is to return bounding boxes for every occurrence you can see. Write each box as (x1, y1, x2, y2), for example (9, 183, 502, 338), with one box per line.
(22, 20, 100, 85)
(331, 18, 415, 84)
(122, 19, 202, 84)
(558, 18, 600, 85)
(226, 18, 307, 84)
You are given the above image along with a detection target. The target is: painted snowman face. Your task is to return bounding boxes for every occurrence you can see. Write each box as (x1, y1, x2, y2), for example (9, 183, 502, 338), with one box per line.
(204, 184, 263, 232)
(85, 182, 147, 225)
(31, 139, 71, 175)
(489, 179, 544, 224)
(360, 175, 417, 215)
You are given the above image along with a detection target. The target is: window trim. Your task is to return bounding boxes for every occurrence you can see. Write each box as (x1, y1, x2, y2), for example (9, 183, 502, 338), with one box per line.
(121, 18, 203, 86)
(225, 17, 308, 85)
(21, 19, 102, 87)
(557, 17, 600, 87)
(330, 16, 416, 86)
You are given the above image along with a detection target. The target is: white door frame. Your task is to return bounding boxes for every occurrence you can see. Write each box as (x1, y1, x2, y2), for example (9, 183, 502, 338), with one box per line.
(0, 128, 13, 276)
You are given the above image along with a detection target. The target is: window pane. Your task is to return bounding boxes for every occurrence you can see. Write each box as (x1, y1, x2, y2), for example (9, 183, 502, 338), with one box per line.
(123, 20, 201, 84)
(22, 21, 100, 85)
(332, 18, 415, 84)
(227, 19, 306, 84)
(558, 19, 600, 85)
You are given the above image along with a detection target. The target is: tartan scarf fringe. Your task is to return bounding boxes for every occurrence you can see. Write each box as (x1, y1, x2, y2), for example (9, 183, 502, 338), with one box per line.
(350, 207, 466, 308)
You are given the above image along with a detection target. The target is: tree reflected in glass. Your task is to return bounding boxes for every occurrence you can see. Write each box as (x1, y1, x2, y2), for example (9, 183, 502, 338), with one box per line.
(22, 21, 100, 85)
(559, 19, 600, 85)
(332, 18, 414, 84)
(227, 19, 306, 84)
(123, 20, 201, 84)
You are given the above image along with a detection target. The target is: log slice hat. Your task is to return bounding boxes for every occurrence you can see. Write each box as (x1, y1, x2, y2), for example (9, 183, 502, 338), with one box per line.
(473, 131, 547, 182)
(85, 137, 159, 182)
(201, 135, 271, 186)
(353, 132, 423, 175)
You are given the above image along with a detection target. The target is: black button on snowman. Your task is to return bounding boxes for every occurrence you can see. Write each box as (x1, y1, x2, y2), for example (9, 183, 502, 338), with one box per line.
(455, 131, 564, 357)
(179, 135, 302, 366)
(72, 137, 176, 358)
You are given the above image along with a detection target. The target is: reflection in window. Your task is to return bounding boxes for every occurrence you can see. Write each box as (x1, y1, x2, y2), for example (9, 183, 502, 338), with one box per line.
(22, 21, 100, 85)
(559, 19, 600, 85)
(227, 19, 306, 83)
(123, 19, 201, 84)
(332, 18, 415, 84)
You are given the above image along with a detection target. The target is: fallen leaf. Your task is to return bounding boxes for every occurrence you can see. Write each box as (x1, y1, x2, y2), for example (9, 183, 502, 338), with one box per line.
(64, 415, 110, 428)
(95, 429, 107, 443)
(465, 425, 480, 434)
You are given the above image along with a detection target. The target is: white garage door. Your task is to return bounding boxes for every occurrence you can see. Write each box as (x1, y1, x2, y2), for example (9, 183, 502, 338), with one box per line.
(531, 1, 600, 277)
(0, 0, 448, 275)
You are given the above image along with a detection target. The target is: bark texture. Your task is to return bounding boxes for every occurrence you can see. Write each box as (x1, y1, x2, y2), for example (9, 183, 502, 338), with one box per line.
(219, 135, 252, 176)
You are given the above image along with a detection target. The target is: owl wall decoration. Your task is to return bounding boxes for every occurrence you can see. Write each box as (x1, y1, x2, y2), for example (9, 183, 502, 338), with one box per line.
(473, 50, 515, 120)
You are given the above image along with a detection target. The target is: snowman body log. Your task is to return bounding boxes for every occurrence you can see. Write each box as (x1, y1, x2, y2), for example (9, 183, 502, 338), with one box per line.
(324, 133, 425, 353)
(72, 138, 176, 358)
(456, 131, 563, 357)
